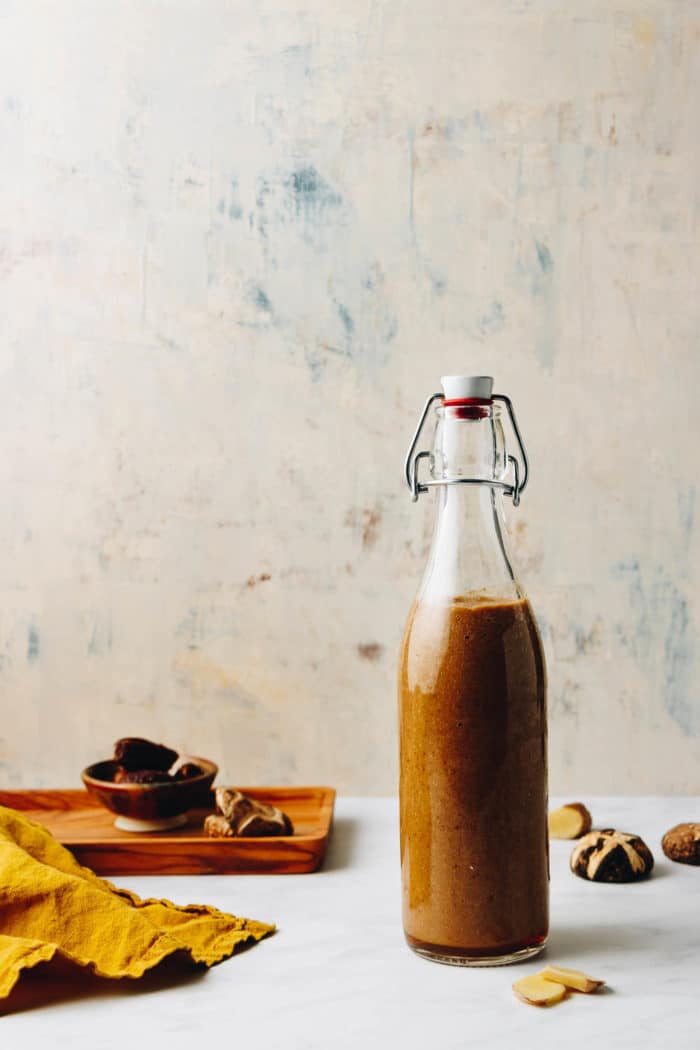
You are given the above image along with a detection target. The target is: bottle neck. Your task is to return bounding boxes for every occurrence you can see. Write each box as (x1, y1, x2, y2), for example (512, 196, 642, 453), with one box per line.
(416, 407, 522, 604)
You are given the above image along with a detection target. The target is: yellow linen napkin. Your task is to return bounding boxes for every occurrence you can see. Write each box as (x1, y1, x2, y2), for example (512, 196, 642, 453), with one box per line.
(0, 805, 274, 1000)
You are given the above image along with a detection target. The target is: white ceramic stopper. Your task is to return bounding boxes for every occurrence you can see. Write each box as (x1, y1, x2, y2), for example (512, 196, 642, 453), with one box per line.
(440, 375, 494, 400)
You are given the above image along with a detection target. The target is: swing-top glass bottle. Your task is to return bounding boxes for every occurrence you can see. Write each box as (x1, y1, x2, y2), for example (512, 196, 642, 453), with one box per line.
(399, 375, 548, 966)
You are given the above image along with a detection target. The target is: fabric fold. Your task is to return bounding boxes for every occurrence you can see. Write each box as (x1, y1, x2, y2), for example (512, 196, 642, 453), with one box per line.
(0, 805, 274, 1001)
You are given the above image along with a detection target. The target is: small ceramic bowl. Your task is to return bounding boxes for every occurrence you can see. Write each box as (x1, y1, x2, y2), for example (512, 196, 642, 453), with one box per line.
(81, 757, 218, 832)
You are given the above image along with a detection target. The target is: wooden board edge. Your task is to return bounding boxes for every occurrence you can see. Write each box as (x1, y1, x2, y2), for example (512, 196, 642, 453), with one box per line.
(0, 785, 336, 875)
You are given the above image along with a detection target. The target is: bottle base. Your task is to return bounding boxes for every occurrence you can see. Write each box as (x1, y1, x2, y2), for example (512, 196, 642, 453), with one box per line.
(405, 934, 547, 968)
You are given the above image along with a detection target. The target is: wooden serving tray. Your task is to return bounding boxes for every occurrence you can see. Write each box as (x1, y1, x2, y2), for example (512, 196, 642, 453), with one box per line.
(0, 786, 335, 875)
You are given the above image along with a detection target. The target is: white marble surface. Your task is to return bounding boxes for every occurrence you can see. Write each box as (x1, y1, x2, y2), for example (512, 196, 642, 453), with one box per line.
(3, 797, 698, 1046)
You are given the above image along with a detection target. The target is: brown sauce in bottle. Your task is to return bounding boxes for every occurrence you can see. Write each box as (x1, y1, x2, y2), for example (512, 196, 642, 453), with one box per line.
(399, 593, 548, 960)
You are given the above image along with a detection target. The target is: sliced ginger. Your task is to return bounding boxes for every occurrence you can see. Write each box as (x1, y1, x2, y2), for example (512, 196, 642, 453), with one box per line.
(548, 802, 592, 839)
(513, 966, 606, 1008)
(512, 975, 567, 1007)
(538, 965, 605, 994)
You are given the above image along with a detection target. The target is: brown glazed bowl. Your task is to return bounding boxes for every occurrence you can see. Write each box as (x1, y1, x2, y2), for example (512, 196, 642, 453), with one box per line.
(81, 757, 218, 832)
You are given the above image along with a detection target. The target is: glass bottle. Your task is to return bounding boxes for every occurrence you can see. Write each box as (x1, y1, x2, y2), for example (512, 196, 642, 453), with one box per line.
(399, 375, 548, 966)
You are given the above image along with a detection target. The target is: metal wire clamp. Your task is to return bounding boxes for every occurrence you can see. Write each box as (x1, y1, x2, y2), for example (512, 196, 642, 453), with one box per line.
(404, 393, 530, 506)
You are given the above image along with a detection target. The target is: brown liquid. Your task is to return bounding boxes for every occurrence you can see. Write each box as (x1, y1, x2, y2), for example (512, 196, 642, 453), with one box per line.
(399, 594, 548, 959)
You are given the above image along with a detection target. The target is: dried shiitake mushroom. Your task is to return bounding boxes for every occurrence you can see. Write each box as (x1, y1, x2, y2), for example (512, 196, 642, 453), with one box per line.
(113, 767, 173, 784)
(174, 762, 204, 780)
(113, 737, 179, 772)
(205, 788, 293, 838)
(661, 823, 700, 866)
(571, 829, 654, 882)
(204, 814, 236, 837)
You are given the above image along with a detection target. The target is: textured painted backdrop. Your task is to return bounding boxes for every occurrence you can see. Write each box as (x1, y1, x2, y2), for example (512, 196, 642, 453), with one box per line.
(1, 1, 698, 793)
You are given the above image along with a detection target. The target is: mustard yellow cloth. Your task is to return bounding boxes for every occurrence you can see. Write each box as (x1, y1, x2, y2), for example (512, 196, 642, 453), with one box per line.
(0, 805, 274, 1000)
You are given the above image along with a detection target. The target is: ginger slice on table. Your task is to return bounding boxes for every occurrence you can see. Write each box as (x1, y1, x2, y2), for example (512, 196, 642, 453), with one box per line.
(512, 975, 567, 1007)
(548, 802, 592, 839)
(538, 965, 605, 993)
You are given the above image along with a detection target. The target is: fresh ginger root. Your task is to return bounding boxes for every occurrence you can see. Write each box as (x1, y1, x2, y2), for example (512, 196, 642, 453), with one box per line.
(538, 965, 605, 993)
(548, 802, 592, 839)
(512, 975, 567, 1007)
(513, 966, 606, 1008)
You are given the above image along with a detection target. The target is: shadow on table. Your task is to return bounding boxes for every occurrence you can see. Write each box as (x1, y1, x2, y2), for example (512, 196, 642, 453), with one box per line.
(547, 921, 652, 959)
(0, 948, 238, 1016)
(321, 816, 359, 872)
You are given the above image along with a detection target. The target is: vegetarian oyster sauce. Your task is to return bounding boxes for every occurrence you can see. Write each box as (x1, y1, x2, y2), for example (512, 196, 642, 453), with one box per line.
(399, 593, 549, 959)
